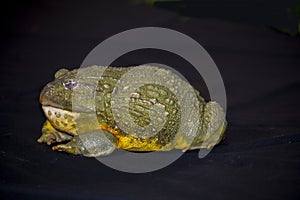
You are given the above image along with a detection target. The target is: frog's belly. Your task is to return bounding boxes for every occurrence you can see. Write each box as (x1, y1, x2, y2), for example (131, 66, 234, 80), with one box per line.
(115, 135, 163, 151)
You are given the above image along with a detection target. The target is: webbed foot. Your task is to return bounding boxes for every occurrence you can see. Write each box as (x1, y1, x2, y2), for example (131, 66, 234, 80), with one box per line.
(52, 130, 117, 157)
(37, 120, 73, 145)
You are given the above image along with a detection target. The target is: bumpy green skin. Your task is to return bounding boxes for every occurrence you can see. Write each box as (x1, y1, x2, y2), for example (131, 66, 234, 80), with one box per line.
(38, 65, 226, 157)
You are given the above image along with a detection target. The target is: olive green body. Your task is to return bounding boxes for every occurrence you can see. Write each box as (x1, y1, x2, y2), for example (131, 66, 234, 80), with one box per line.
(38, 65, 226, 157)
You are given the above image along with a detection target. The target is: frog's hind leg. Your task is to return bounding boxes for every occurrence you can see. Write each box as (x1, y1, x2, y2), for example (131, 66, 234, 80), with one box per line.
(52, 130, 117, 157)
(188, 101, 227, 150)
(37, 120, 73, 145)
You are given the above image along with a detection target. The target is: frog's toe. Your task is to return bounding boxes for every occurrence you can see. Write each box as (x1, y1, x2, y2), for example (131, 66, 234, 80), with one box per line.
(37, 131, 73, 145)
(37, 133, 55, 145)
(38, 120, 73, 145)
(52, 144, 81, 155)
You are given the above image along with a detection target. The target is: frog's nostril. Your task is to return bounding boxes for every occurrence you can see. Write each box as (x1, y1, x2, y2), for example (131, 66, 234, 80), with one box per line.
(40, 88, 47, 104)
(40, 83, 54, 105)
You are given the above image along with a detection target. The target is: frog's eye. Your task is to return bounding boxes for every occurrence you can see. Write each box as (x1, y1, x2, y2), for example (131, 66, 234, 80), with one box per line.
(63, 79, 78, 89)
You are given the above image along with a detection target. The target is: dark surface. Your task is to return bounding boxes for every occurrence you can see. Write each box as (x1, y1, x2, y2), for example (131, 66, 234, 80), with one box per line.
(1, 1, 300, 200)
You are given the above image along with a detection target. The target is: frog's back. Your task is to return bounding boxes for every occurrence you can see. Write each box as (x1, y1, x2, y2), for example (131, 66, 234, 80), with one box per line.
(89, 66, 183, 151)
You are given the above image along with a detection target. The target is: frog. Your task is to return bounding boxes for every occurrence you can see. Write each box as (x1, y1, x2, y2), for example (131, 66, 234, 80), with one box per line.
(38, 65, 226, 157)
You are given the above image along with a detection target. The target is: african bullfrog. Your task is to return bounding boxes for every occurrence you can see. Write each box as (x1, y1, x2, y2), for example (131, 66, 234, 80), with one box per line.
(38, 65, 226, 157)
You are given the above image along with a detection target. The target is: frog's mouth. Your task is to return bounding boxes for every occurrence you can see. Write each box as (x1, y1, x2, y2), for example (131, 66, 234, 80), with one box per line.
(40, 97, 95, 114)
(40, 83, 96, 113)
(42, 105, 80, 135)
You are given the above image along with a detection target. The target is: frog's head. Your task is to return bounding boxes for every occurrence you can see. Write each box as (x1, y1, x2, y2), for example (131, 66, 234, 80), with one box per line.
(40, 67, 100, 114)
(40, 67, 103, 133)
(40, 68, 75, 111)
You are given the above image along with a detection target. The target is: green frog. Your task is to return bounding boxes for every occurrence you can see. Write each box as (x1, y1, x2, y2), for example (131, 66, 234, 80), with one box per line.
(38, 65, 226, 157)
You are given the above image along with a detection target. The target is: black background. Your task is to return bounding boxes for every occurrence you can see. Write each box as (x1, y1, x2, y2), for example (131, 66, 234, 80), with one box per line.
(1, 0, 300, 199)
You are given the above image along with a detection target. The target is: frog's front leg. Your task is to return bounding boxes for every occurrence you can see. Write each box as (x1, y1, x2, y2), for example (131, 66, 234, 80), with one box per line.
(52, 130, 117, 157)
(37, 120, 73, 145)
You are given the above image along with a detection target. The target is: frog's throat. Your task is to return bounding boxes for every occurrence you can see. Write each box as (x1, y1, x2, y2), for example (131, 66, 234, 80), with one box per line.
(42, 106, 79, 135)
